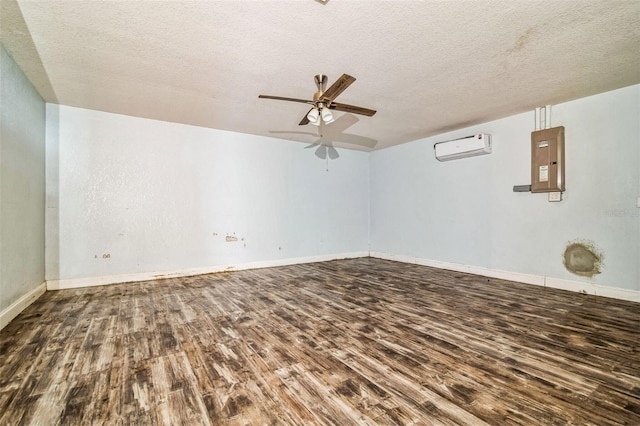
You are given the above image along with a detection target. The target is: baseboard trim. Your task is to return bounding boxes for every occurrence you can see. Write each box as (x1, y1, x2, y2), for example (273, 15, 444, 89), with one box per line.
(0, 282, 47, 331)
(47, 251, 370, 290)
(370, 252, 640, 303)
(42, 252, 640, 302)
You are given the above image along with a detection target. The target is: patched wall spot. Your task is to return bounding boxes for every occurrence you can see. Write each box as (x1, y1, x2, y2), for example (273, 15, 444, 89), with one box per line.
(563, 240, 603, 278)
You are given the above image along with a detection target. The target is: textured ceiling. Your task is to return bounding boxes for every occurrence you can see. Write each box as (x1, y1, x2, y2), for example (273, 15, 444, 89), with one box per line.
(1, 0, 639, 151)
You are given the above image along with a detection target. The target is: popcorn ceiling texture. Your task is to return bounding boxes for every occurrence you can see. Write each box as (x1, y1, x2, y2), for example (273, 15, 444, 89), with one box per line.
(2, 0, 639, 150)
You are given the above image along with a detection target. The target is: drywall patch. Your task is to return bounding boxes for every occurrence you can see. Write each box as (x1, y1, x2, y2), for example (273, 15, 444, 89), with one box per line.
(563, 240, 603, 278)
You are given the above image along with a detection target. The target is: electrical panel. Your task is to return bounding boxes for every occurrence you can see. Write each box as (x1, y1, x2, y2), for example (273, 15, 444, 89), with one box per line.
(531, 126, 565, 193)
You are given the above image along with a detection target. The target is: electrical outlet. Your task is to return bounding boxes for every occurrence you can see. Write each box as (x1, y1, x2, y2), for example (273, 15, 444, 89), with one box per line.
(548, 192, 562, 202)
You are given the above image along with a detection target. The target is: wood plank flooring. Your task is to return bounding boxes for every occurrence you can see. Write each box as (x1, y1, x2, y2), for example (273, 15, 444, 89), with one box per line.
(1, 258, 639, 425)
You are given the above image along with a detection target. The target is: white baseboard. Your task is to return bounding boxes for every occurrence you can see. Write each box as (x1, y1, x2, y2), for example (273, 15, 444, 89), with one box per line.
(370, 252, 640, 303)
(0, 282, 47, 331)
(544, 276, 640, 302)
(42, 251, 640, 303)
(47, 251, 370, 290)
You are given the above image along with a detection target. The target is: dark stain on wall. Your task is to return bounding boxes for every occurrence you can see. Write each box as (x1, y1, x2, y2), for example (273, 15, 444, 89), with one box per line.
(563, 240, 603, 278)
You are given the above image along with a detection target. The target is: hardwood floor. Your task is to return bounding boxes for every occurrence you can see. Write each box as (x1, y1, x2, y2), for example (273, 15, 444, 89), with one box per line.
(1, 258, 639, 425)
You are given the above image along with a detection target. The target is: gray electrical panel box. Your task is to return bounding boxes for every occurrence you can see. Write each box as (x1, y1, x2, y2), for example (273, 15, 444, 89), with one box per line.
(531, 126, 565, 193)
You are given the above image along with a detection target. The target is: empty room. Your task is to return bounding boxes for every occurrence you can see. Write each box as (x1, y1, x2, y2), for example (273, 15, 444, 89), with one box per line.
(1, 0, 639, 424)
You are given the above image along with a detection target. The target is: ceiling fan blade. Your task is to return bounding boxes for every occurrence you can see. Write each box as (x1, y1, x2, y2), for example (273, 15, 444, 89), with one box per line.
(321, 74, 356, 102)
(299, 109, 312, 125)
(259, 95, 313, 105)
(329, 102, 377, 117)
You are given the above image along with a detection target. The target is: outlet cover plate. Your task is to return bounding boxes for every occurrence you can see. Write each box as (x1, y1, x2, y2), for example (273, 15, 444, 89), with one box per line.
(549, 192, 562, 202)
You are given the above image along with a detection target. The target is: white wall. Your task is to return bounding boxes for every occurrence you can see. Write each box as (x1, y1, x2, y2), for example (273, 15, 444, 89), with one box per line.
(0, 45, 46, 322)
(371, 85, 640, 294)
(46, 105, 369, 285)
(41, 85, 640, 298)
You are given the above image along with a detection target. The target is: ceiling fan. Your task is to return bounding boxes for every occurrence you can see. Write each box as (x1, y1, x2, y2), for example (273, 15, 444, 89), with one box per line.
(258, 74, 377, 126)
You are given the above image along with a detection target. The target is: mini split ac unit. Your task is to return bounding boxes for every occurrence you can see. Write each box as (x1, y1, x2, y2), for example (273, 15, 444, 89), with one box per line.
(434, 134, 492, 161)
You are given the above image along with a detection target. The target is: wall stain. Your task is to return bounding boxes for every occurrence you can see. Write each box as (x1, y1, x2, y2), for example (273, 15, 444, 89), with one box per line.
(563, 240, 603, 278)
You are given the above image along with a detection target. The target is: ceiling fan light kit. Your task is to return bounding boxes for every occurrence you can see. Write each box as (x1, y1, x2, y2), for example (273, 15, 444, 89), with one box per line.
(307, 108, 320, 125)
(259, 73, 376, 127)
(321, 106, 334, 124)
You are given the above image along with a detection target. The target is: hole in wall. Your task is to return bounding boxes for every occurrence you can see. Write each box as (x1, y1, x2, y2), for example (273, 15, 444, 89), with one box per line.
(563, 240, 603, 278)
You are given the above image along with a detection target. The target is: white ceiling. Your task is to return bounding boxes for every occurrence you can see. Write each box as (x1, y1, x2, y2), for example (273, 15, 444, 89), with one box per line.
(2, 0, 639, 151)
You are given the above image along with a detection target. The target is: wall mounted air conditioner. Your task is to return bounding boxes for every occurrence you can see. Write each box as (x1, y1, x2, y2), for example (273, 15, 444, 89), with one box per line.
(434, 134, 492, 161)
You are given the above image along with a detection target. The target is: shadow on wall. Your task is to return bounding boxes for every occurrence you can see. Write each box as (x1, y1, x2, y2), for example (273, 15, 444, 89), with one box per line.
(269, 113, 378, 161)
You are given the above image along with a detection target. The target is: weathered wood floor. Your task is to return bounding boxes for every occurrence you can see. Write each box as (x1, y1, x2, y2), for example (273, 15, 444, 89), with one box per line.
(1, 258, 639, 425)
